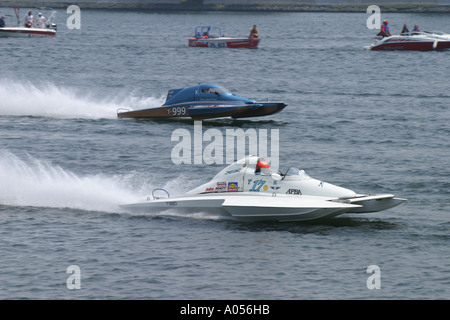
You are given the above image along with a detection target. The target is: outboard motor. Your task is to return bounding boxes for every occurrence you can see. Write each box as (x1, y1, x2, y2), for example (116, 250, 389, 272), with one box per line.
(47, 23, 57, 31)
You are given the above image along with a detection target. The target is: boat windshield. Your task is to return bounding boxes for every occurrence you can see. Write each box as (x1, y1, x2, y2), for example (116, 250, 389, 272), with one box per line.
(283, 167, 311, 180)
(195, 26, 222, 38)
(201, 87, 231, 95)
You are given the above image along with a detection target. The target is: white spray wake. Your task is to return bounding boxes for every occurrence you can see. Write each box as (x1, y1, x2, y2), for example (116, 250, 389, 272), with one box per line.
(0, 150, 144, 212)
(0, 150, 220, 219)
(0, 80, 165, 119)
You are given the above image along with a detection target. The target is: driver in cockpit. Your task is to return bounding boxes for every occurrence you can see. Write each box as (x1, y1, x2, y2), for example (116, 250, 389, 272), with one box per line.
(255, 160, 271, 175)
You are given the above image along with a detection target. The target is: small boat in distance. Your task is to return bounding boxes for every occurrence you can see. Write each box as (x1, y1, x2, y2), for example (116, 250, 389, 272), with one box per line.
(0, 26, 56, 38)
(0, 7, 57, 38)
(117, 84, 286, 120)
(188, 26, 260, 48)
(370, 31, 450, 51)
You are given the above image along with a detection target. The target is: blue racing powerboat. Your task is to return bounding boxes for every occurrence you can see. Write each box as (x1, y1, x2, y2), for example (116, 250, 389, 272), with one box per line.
(117, 83, 287, 119)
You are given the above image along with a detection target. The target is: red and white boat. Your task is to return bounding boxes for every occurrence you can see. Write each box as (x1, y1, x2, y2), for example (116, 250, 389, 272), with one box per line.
(370, 31, 450, 51)
(0, 7, 56, 38)
(188, 26, 260, 48)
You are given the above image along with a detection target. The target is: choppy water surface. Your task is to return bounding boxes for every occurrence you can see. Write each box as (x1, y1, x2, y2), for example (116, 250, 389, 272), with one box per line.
(0, 8, 449, 300)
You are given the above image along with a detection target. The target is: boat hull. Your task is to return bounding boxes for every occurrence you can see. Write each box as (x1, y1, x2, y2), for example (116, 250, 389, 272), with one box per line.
(372, 41, 435, 51)
(188, 37, 260, 48)
(0, 27, 56, 38)
(435, 41, 450, 50)
(121, 193, 406, 222)
(120, 194, 362, 222)
(231, 103, 287, 119)
(117, 102, 286, 119)
(117, 104, 253, 119)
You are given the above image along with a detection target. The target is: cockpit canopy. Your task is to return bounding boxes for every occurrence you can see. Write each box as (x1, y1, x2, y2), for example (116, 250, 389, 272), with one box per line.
(210, 156, 311, 181)
(163, 84, 255, 106)
(282, 167, 311, 181)
(200, 86, 230, 95)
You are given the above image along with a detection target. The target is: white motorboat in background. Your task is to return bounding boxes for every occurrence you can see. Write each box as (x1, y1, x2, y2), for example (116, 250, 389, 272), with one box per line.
(0, 7, 57, 38)
(0, 26, 56, 37)
(370, 31, 450, 51)
(121, 155, 406, 222)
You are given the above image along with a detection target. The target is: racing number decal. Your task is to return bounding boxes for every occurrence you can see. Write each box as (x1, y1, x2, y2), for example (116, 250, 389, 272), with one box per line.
(249, 180, 266, 192)
(209, 42, 226, 48)
(168, 107, 186, 116)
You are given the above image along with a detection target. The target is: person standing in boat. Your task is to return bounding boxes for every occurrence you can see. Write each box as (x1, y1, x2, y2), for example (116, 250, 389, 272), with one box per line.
(0, 15, 6, 28)
(37, 12, 47, 29)
(249, 25, 259, 39)
(377, 20, 391, 37)
(24, 11, 34, 28)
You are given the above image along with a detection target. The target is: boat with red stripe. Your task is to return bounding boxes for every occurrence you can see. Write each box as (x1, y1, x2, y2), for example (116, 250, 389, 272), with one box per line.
(370, 31, 450, 51)
(0, 7, 57, 38)
(188, 26, 260, 49)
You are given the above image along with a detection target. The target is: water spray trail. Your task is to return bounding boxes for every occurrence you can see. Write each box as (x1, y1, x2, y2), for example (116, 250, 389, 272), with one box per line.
(0, 80, 165, 119)
(0, 150, 142, 212)
(0, 150, 219, 219)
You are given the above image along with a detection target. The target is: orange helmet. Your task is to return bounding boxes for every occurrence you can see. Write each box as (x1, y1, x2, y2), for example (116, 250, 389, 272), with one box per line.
(257, 160, 270, 168)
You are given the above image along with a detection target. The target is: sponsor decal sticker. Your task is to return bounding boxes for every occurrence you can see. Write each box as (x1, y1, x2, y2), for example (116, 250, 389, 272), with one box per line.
(215, 182, 227, 191)
(225, 168, 241, 175)
(227, 182, 238, 192)
(286, 189, 302, 195)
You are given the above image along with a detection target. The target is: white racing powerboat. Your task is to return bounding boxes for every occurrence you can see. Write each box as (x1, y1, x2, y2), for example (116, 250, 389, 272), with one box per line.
(121, 155, 406, 222)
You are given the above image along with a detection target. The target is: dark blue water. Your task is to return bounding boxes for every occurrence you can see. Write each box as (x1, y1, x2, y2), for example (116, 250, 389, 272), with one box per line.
(1, 8, 449, 300)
